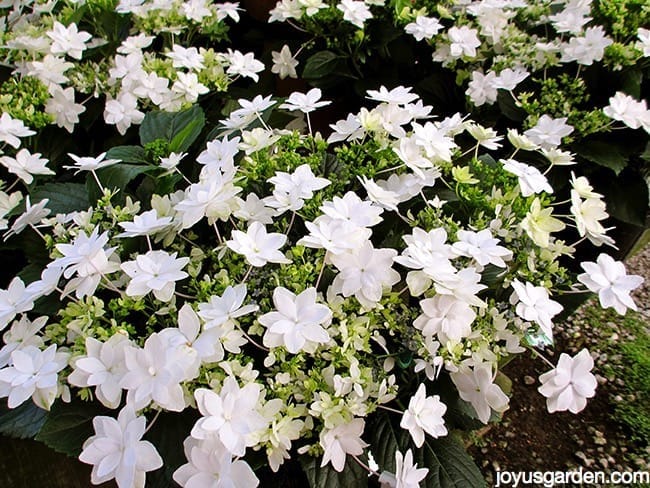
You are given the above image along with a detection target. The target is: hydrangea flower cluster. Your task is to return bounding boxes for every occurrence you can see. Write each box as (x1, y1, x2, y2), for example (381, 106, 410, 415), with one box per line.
(0, 78, 643, 486)
(0, 0, 261, 133)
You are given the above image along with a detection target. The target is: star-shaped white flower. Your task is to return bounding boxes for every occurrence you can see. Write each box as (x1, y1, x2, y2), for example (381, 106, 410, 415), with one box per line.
(538, 349, 597, 414)
(226, 221, 290, 267)
(271, 45, 299, 79)
(79, 406, 163, 488)
(510, 280, 562, 340)
(260, 287, 332, 354)
(320, 418, 368, 472)
(279, 88, 331, 114)
(121, 250, 189, 302)
(400, 384, 447, 447)
(0, 149, 54, 184)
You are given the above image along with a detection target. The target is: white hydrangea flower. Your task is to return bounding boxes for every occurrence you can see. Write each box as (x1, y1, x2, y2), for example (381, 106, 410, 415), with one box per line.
(400, 384, 447, 447)
(538, 349, 597, 414)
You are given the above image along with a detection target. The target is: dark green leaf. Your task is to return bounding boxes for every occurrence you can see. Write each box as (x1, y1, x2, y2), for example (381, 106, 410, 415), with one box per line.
(106, 145, 148, 164)
(169, 109, 206, 153)
(302, 51, 340, 79)
(573, 141, 629, 175)
(620, 70, 642, 99)
(0, 400, 48, 439)
(497, 90, 526, 122)
(300, 453, 368, 488)
(35, 400, 109, 457)
(145, 411, 199, 487)
(139, 106, 205, 147)
(91, 164, 157, 200)
(31, 183, 89, 214)
(602, 169, 649, 226)
(368, 413, 486, 488)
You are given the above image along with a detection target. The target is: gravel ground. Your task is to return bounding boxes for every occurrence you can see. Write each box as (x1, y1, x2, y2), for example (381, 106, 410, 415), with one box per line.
(471, 243, 650, 482)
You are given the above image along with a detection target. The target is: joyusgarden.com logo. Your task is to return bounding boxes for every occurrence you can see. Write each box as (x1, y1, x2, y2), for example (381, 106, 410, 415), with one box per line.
(495, 468, 650, 487)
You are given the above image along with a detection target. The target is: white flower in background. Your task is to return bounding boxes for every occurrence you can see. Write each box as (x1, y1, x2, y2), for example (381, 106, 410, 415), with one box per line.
(0, 344, 68, 410)
(121, 250, 189, 302)
(549, 0, 592, 34)
(330, 241, 400, 308)
(0, 191, 22, 230)
(234, 193, 275, 224)
(0, 112, 35, 148)
(47, 21, 92, 59)
(337, 0, 372, 29)
(159, 152, 186, 173)
(117, 34, 154, 54)
(120, 332, 195, 411)
(298, 215, 372, 255)
(54, 227, 120, 298)
(637, 27, 650, 56)
(64, 152, 120, 174)
(239, 127, 281, 155)
(68, 334, 130, 409)
(379, 449, 429, 488)
(501, 159, 553, 196)
(507, 129, 540, 151)
(226, 221, 290, 267)
(79, 406, 163, 488)
(451, 362, 509, 424)
(510, 280, 563, 340)
(269, 0, 303, 21)
(198, 284, 259, 330)
(328, 114, 364, 143)
(578, 254, 643, 315)
(493, 67, 529, 91)
(465, 123, 503, 150)
(320, 418, 368, 472)
(191, 378, 266, 456)
(271, 44, 299, 79)
(520, 197, 566, 248)
(280, 88, 331, 114)
(523, 115, 573, 150)
(215, 1, 242, 21)
(452, 229, 512, 268)
(405, 15, 443, 41)
(224, 49, 265, 82)
(182, 0, 212, 22)
(117, 209, 173, 238)
(467, 70, 498, 106)
(393, 137, 435, 178)
(414, 295, 476, 343)
(197, 134, 240, 170)
(265, 164, 330, 213)
(358, 176, 400, 211)
(0, 315, 46, 367)
(4, 197, 50, 239)
(0, 149, 53, 184)
(560, 26, 612, 66)
(320, 191, 383, 228)
(366, 85, 419, 105)
(542, 147, 575, 166)
(45, 86, 86, 133)
(26, 54, 73, 88)
(165, 44, 205, 70)
(412, 121, 457, 162)
(104, 93, 144, 135)
(434, 267, 486, 308)
(260, 287, 332, 354)
(298, 0, 327, 16)
(171, 72, 209, 104)
(174, 437, 259, 487)
(570, 190, 611, 246)
(538, 349, 597, 413)
(175, 174, 241, 228)
(400, 384, 447, 447)
(603, 92, 650, 132)
(447, 26, 481, 58)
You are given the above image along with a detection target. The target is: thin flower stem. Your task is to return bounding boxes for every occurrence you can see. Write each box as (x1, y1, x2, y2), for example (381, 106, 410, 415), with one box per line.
(375, 163, 405, 176)
(315, 251, 328, 289)
(378, 404, 404, 415)
(174, 167, 192, 185)
(29, 224, 47, 241)
(145, 234, 153, 251)
(256, 112, 272, 132)
(91, 170, 105, 193)
(5, 178, 20, 192)
(530, 347, 556, 370)
(285, 211, 296, 235)
(175, 290, 196, 300)
(213, 222, 223, 244)
(242, 265, 253, 283)
(236, 324, 269, 352)
(351, 455, 379, 477)
(306, 113, 313, 137)
(144, 409, 161, 435)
